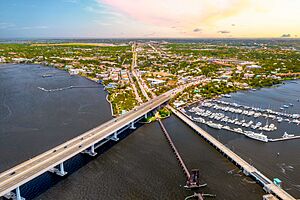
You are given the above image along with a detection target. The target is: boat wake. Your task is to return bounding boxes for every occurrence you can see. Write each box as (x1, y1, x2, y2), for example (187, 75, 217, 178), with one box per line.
(242, 177, 256, 184)
(277, 163, 294, 174)
(38, 85, 99, 92)
(227, 169, 236, 174)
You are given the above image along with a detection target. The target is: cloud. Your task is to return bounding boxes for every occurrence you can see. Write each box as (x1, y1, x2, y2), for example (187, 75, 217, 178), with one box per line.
(19, 26, 49, 30)
(63, 0, 79, 3)
(0, 22, 15, 29)
(281, 34, 291, 38)
(218, 30, 230, 34)
(100, 0, 251, 28)
(193, 28, 202, 32)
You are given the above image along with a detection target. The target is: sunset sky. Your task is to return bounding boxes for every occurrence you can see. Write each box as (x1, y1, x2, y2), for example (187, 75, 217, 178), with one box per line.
(0, 0, 299, 38)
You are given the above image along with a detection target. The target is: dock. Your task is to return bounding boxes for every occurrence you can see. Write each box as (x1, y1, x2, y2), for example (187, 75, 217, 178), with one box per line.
(168, 105, 296, 200)
(269, 135, 300, 142)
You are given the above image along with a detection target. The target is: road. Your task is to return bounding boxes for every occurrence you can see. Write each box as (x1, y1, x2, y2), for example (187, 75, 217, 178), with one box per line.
(127, 69, 143, 103)
(0, 90, 176, 197)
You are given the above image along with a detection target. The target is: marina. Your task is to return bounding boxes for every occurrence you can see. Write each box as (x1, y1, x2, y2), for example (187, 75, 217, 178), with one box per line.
(185, 96, 300, 143)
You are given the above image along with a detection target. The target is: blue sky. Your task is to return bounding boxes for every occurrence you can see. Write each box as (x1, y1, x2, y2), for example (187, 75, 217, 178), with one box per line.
(0, 0, 117, 38)
(0, 0, 299, 38)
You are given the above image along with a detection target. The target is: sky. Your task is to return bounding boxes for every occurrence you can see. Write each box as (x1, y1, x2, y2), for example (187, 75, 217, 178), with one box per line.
(0, 0, 299, 38)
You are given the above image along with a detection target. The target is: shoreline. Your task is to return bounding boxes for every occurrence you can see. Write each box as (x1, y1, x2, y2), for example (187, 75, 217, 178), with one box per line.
(180, 80, 298, 110)
(0, 62, 117, 117)
(105, 93, 116, 117)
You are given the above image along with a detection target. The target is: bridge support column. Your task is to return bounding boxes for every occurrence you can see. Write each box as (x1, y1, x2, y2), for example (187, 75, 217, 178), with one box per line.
(83, 144, 97, 156)
(58, 162, 67, 176)
(16, 187, 24, 200)
(4, 188, 25, 200)
(130, 122, 136, 129)
(243, 169, 249, 176)
(111, 132, 119, 141)
(49, 162, 67, 176)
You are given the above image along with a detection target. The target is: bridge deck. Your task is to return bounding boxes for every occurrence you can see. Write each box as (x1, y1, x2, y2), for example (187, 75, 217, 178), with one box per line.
(168, 106, 296, 200)
(0, 92, 172, 197)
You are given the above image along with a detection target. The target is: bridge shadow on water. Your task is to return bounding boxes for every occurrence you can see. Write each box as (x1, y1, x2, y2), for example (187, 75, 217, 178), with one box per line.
(3, 122, 146, 200)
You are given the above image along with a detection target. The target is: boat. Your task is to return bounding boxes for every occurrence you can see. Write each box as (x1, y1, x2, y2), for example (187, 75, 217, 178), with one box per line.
(244, 131, 268, 142)
(206, 121, 223, 129)
(232, 128, 244, 134)
(282, 132, 295, 139)
(42, 74, 52, 78)
(223, 94, 231, 98)
(223, 126, 231, 131)
(283, 105, 289, 108)
(194, 117, 205, 123)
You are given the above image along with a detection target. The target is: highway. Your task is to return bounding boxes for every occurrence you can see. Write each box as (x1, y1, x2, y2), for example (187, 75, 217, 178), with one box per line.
(0, 90, 175, 198)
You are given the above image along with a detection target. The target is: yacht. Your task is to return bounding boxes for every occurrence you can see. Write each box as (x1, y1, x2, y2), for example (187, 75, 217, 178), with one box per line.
(232, 128, 244, 134)
(194, 117, 205, 123)
(245, 131, 268, 142)
(206, 121, 223, 129)
(282, 132, 295, 138)
(223, 94, 232, 98)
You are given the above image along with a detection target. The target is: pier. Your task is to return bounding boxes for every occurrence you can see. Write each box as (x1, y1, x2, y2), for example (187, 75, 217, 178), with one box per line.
(158, 119, 190, 178)
(268, 135, 300, 142)
(168, 105, 296, 200)
(158, 119, 207, 199)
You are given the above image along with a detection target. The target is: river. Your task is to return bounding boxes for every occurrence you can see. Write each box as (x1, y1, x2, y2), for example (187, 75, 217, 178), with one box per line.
(1, 64, 293, 199)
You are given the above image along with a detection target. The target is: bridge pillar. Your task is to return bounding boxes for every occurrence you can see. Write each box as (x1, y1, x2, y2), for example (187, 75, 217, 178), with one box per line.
(58, 162, 67, 176)
(16, 187, 24, 200)
(4, 188, 25, 200)
(83, 144, 97, 156)
(49, 162, 67, 176)
(130, 122, 136, 129)
(111, 132, 119, 141)
(243, 169, 249, 176)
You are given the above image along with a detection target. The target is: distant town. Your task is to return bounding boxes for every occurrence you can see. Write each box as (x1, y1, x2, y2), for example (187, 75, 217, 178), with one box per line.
(0, 40, 299, 115)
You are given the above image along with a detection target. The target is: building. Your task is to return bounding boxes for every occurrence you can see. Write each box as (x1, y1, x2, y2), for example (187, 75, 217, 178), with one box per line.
(69, 68, 84, 75)
(246, 65, 262, 69)
(146, 78, 166, 86)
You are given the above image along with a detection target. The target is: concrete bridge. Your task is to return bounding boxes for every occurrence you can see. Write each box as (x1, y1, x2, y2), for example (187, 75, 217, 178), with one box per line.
(0, 89, 178, 200)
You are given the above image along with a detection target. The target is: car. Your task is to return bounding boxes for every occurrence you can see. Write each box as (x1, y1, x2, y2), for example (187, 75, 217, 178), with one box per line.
(53, 149, 57, 153)
(81, 137, 84, 140)
(79, 145, 82, 148)
(64, 146, 67, 149)
(10, 171, 16, 176)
